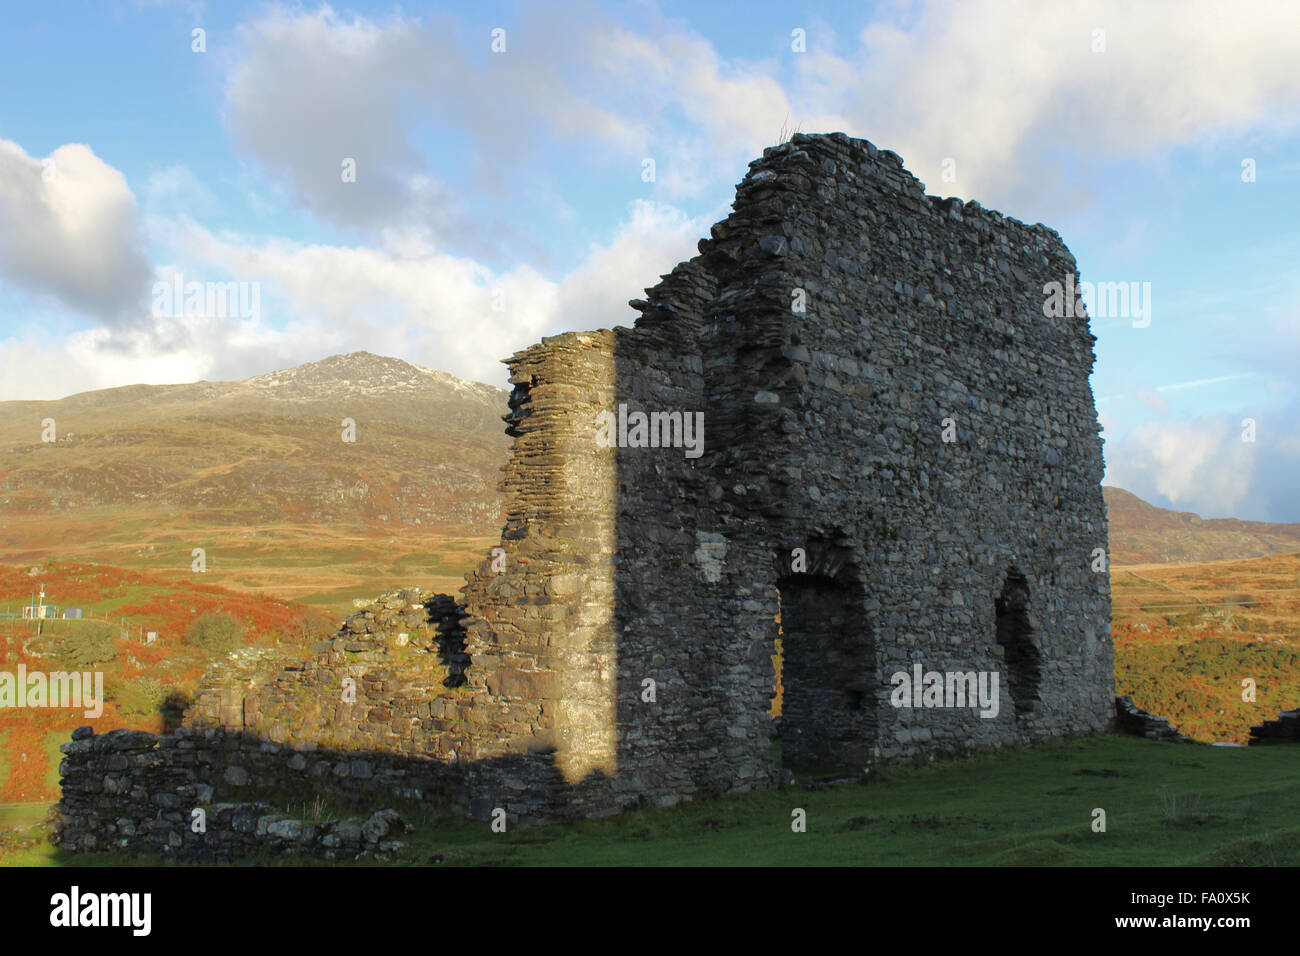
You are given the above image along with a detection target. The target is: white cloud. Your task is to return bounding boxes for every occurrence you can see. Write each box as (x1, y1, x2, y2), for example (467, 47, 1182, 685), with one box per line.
(0, 194, 711, 400)
(1102, 413, 1280, 519)
(221, 4, 637, 243)
(0, 140, 151, 322)
(827, 0, 1300, 214)
(224, 1, 1300, 231)
(224, 6, 452, 234)
(555, 199, 718, 328)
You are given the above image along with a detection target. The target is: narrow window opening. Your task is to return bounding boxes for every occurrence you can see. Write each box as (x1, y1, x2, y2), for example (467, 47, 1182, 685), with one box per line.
(995, 568, 1041, 717)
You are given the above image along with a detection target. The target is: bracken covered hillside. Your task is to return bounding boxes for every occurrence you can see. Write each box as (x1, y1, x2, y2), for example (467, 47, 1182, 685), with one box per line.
(1105, 486, 1300, 565)
(0, 352, 508, 531)
(0, 353, 508, 611)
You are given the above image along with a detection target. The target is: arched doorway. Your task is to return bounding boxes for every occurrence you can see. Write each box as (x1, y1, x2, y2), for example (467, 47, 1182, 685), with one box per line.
(773, 541, 876, 769)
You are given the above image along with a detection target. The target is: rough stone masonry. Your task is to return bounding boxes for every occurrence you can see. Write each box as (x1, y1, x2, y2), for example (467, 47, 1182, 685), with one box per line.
(56, 132, 1113, 856)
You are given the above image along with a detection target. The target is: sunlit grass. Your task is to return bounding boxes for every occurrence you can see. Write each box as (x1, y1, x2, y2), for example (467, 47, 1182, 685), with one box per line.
(7, 736, 1299, 867)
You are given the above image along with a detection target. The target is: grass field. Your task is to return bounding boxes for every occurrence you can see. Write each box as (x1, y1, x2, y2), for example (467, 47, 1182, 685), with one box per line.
(2, 736, 1297, 866)
(0, 513, 496, 622)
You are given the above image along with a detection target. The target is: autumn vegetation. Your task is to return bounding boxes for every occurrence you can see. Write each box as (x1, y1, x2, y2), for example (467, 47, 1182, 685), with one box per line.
(1111, 551, 1300, 743)
(0, 562, 333, 804)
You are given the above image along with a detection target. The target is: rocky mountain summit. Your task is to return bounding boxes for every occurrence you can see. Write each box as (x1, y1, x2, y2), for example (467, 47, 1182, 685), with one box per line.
(245, 351, 502, 404)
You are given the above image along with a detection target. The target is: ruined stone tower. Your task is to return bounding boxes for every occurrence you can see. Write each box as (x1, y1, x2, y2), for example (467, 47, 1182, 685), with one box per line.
(56, 133, 1113, 851)
(453, 130, 1113, 817)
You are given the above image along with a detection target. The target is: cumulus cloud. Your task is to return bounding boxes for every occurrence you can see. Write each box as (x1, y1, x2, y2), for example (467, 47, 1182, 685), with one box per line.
(158, 226, 558, 386)
(1103, 408, 1300, 522)
(0, 140, 152, 322)
(220, 1, 1300, 237)
(1107, 416, 1252, 508)
(0, 193, 711, 400)
(163, 196, 708, 384)
(222, 4, 637, 245)
(220, 3, 829, 232)
(828, 0, 1300, 214)
(554, 199, 719, 328)
(224, 7, 452, 235)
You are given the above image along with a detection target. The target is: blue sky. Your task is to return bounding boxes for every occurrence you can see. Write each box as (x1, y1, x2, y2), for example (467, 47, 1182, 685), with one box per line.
(0, 0, 1297, 521)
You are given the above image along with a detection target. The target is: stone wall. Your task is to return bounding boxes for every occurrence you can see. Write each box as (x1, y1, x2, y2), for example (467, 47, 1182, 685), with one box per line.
(1249, 709, 1300, 743)
(56, 131, 1114, 850)
(54, 726, 412, 861)
(1115, 695, 1189, 741)
(457, 131, 1114, 817)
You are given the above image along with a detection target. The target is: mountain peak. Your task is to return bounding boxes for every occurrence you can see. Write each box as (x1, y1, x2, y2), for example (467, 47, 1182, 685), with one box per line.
(243, 352, 502, 400)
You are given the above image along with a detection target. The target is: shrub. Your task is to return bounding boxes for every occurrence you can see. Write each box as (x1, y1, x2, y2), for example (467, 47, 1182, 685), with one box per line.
(117, 676, 165, 717)
(286, 614, 326, 644)
(184, 612, 246, 657)
(53, 620, 118, 668)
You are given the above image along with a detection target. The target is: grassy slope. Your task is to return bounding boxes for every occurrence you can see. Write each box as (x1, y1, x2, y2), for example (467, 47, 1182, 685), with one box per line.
(0, 354, 509, 623)
(0, 513, 496, 622)
(2, 736, 1297, 866)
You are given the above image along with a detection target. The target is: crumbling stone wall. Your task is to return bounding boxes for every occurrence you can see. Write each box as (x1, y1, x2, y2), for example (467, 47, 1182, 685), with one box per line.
(54, 727, 411, 861)
(57, 132, 1113, 847)
(1249, 709, 1300, 743)
(1115, 695, 1188, 741)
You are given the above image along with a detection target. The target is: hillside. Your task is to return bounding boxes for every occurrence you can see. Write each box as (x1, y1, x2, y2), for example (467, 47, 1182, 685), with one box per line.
(1111, 550, 1300, 743)
(1, 351, 1296, 620)
(1105, 486, 1300, 565)
(0, 562, 334, 804)
(0, 351, 507, 529)
(0, 353, 508, 615)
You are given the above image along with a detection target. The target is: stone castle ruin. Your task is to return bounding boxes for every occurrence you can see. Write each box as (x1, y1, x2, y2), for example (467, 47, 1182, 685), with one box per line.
(56, 133, 1114, 858)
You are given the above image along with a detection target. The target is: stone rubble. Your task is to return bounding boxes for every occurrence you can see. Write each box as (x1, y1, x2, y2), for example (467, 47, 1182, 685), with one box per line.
(1114, 695, 1189, 742)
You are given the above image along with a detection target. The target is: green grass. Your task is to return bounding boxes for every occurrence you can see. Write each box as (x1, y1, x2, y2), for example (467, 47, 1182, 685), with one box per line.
(42, 731, 66, 796)
(7, 735, 1300, 867)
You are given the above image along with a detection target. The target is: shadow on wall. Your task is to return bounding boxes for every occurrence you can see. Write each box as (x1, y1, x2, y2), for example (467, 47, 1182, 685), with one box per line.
(773, 538, 877, 770)
(53, 723, 620, 862)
